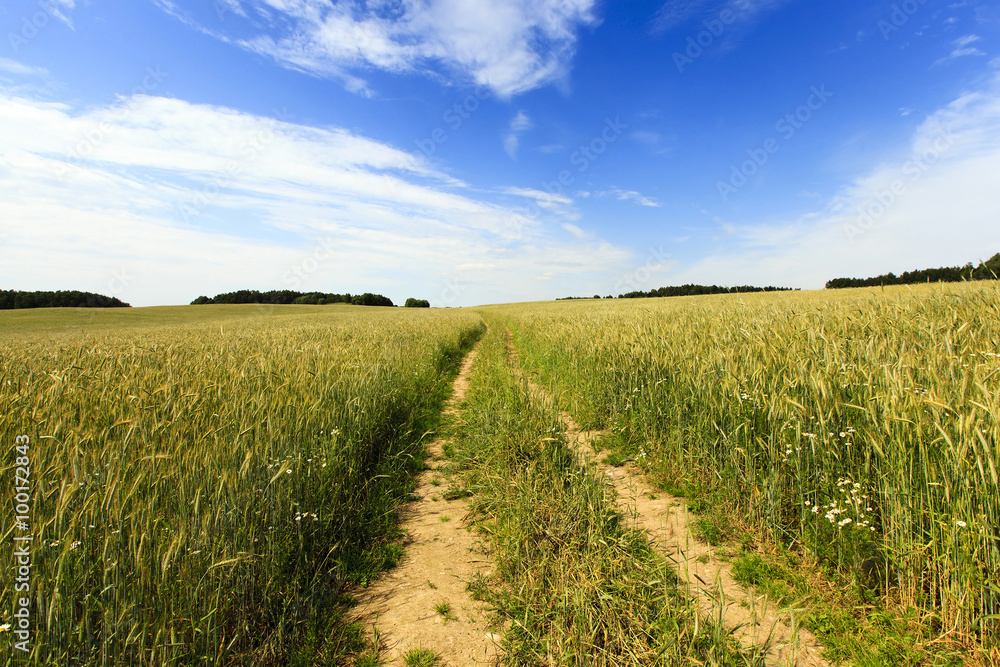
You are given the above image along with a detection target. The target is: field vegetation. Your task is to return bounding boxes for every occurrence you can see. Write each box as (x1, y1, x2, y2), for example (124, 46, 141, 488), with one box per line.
(4, 281, 998, 665)
(448, 321, 754, 666)
(484, 282, 999, 663)
(0, 304, 482, 665)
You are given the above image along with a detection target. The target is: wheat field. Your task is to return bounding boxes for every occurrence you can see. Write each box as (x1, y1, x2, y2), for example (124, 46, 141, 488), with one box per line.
(486, 282, 1000, 648)
(0, 304, 483, 666)
(3, 283, 998, 665)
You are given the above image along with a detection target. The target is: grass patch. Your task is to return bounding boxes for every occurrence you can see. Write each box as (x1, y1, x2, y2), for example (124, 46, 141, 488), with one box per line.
(601, 451, 629, 467)
(485, 285, 1000, 662)
(402, 647, 440, 667)
(442, 485, 473, 501)
(433, 600, 457, 622)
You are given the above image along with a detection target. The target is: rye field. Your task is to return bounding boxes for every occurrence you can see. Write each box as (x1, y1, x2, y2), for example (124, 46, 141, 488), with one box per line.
(2, 282, 998, 665)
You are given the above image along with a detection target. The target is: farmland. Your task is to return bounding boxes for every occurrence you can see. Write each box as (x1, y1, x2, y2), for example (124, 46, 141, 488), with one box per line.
(485, 281, 1000, 661)
(0, 304, 483, 665)
(2, 283, 999, 665)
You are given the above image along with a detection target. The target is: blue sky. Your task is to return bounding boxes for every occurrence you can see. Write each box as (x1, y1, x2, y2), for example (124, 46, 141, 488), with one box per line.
(2, 0, 999, 307)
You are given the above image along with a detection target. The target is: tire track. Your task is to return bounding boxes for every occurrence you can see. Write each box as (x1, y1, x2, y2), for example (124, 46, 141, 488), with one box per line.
(505, 329, 833, 667)
(350, 339, 501, 666)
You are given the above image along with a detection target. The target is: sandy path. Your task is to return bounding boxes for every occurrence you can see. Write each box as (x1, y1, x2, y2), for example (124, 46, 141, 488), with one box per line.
(350, 341, 501, 666)
(505, 331, 833, 667)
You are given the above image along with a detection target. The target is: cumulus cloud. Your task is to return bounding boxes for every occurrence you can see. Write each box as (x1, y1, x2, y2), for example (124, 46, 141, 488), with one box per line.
(156, 0, 597, 97)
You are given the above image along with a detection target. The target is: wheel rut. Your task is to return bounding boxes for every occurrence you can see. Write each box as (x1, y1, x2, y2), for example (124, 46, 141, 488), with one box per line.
(505, 330, 834, 667)
(350, 339, 501, 666)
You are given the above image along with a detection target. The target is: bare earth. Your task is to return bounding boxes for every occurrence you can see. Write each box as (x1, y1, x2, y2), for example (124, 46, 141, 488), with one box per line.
(505, 330, 834, 667)
(350, 342, 501, 666)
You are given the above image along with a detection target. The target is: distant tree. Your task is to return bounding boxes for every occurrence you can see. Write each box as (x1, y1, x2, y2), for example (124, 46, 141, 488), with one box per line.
(612, 284, 793, 300)
(351, 293, 394, 307)
(826, 252, 1000, 289)
(193, 290, 357, 305)
(0, 290, 130, 309)
(404, 298, 430, 308)
(293, 292, 324, 305)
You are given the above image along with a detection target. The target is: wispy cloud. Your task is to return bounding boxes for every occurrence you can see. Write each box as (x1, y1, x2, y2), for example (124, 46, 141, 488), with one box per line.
(650, 0, 789, 34)
(41, 0, 77, 29)
(934, 34, 986, 65)
(674, 73, 1000, 289)
(598, 187, 661, 207)
(155, 0, 598, 97)
(0, 58, 49, 78)
(503, 111, 533, 159)
(0, 87, 630, 306)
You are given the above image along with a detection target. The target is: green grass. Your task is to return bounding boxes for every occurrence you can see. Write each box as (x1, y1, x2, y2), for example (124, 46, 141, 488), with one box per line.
(433, 600, 456, 622)
(730, 549, 969, 666)
(402, 647, 440, 667)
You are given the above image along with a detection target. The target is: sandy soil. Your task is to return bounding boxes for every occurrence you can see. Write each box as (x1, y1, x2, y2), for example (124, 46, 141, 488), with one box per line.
(506, 330, 833, 667)
(349, 342, 502, 666)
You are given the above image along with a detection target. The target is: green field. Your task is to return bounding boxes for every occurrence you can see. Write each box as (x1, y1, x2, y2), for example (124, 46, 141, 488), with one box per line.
(2, 285, 998, 665)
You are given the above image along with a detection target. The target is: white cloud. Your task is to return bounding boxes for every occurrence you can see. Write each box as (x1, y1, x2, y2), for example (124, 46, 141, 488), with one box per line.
(503, 110, 533, 159)
(673, 74, 1000, 289)
(159, 0, 597, 97)
(502, 187, 572, 206)
(0, 58, 49, 78)
(39, 0, 76, 29)
(598, 187, 661, 207)
(501, 185, 580, 222)
(934, 34, 987, 65)
(0, 88, 632, 306)
(650, 0, 789, 34)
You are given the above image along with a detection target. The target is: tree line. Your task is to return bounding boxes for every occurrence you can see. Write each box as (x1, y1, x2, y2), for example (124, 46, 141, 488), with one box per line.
(559, 284, 794, 300)
(0, 290, 131, 310)
(826, 252, 1000, 289)
(191, 290, 396, 307)
(620, 284, 793, 299)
